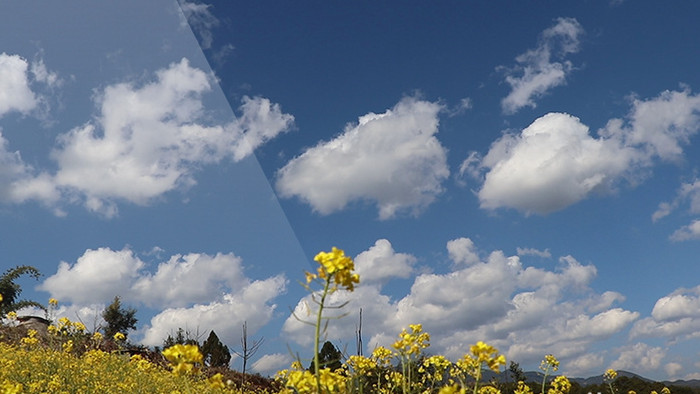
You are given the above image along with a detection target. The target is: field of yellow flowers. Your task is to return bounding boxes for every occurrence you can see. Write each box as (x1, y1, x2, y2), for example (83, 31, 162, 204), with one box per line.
(0, 248, 670, 393)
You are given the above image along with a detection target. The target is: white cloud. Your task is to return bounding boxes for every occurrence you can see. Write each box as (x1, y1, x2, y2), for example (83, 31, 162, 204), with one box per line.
(465, 88, 700, 215)
(500, 18, 584, 114)
(653, 179, 700, 240)
(565, 353, 604, 376)
(252, 353, 292, 376)
(283, 282, 394, 348)
(630, 286, 700, 342)
(0, 131, 46, 204)
(0, 53, 37, 117)
(652, 179, 700, 222)
(140, 275, 286, 347)
(475, 113, 635, 214)
(39, 247, 144, 304)
(393, 250, 521, 334)
(610, 343, 666, 373)
(282, 237, 636, 378)
(36, 58, 292, 217)
(30, 57, 62, 89)
(665, 362, 684, 379)
(516, 247, 551, 258)
(670, 220, 700, 241)
(354, 239, 415, 284)
(131, 252, 249, 308)
(447, 237, 480, 266)
(178, 0, 219, 50)
(276, 97, 448, 220)
(39, 246, 288, 348)
(605, 89, 700, 161)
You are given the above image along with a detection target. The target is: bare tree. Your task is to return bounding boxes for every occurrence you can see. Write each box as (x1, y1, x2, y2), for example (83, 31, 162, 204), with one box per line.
(232, 321, 264, 375)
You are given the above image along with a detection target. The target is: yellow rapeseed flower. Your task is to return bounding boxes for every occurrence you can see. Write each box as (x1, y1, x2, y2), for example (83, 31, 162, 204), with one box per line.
(470, 341, 506, 372)
(1, 381, 22, 394)
(440, 384, 467, 394)
(312, 247, 360, 291)
(20, 329, 39, 347)
(480, 386, 502, 394)
(392, 324, 430, 356)
(62, 340, 74, 353)
(48, 298, 58, 306)
(5, 311, 17, 321)
(548, 376, 571, 394)
(515, 381, 534, 394)
(208, 373, 225, 389)
(58, 316, 71, 329)
(604, 369, 617, 381)
(73, 321, 86, 333)
(161, 344, 203, 375)
(347, 355, 378, 374)
(283, 369, 316, 393)
(540, 354, 559, 372)
(113, 332, 126, 342)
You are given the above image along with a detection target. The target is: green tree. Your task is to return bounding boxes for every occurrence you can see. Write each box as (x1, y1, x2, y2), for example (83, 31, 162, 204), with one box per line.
(308, 341, 343, 372)
(0, 265, 44, 316)
(201, 330, 231, 368)
(162, 327, 200, 349)
(509, 361, 526, 382)
(101, 296, 137, 339)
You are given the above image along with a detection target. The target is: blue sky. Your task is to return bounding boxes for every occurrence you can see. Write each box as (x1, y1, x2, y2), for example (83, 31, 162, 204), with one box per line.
(3, 0, 700, 380)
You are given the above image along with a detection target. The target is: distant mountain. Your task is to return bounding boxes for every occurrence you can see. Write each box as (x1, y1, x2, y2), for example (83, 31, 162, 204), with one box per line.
(481, 369, 700, 389)
(570, 370, 652, 386)
(661, 379, 700, 389)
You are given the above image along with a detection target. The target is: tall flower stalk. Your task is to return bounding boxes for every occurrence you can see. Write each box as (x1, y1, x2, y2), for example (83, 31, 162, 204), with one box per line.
(539, 355, 559, 394)
(604, 369, 618, 394)
(300, 247, 359, 392)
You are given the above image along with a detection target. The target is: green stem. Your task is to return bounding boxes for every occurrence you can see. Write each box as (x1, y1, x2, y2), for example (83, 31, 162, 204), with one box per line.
(401, 356, 408, 394)
(314, 279, 331, 392)
(473, 363, 482, 394)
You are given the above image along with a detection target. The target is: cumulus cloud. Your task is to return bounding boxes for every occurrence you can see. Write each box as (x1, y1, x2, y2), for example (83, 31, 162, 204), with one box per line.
(500, 18, 584, 114)
(39, 247, 144, 304)
(472, 113, 635, 214)
(516, 247, 551, 258)
(252, 353, 292, 375)
(354, 239, 416, 284)
(283, 237, 637, 378)
(276, 97, 448, 220)
(464, 88, 700, 215)
(177, 0, 220, 49)
(0, 52, 62, 126)
(132, 253, 249, 308)
(0, 57, 292, 216)
(140, 275, 286, 347)
(0, 53, 38, 117)
(669, 220, 700, 241)
(631, 286, 700, 342)
(446, 237, 480, 266)
(0, 132, 39, 204)
(38, 246, 287, 347)
(630, 286, 700, 347)
(17, 58, 294, 217)
(653, 180, 700, 222)
(652, 179, 700, 241)
(610, 343, 666, 373)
